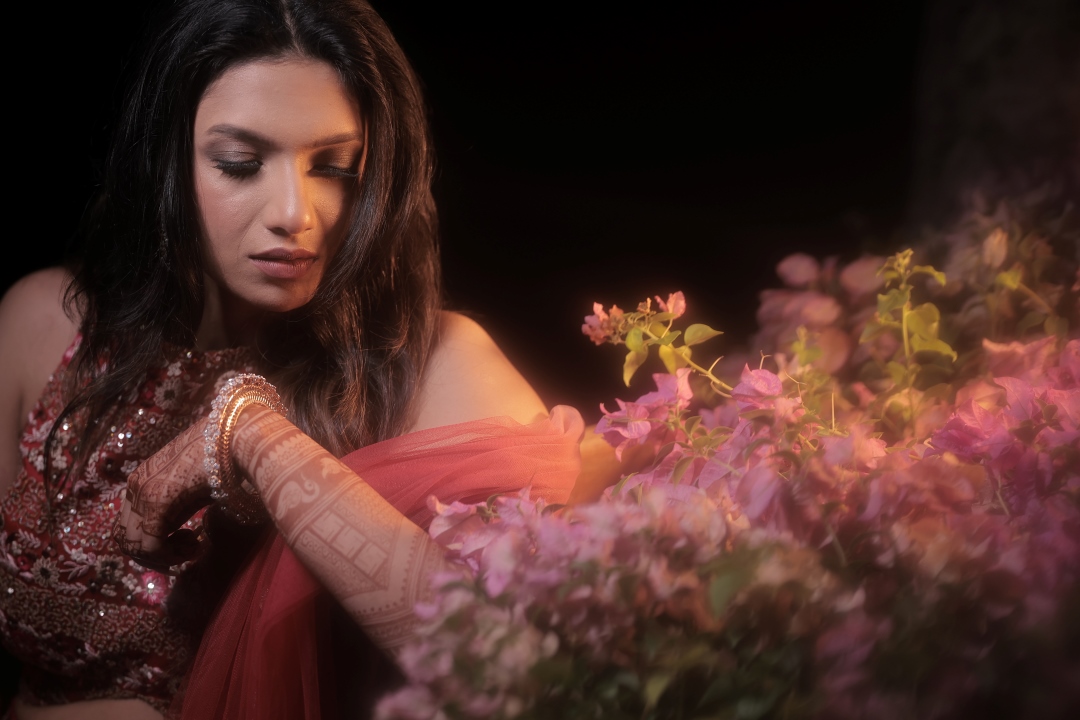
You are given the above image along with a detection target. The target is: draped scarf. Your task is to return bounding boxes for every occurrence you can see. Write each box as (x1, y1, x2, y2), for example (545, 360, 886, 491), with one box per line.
(172, 407, 584, 719)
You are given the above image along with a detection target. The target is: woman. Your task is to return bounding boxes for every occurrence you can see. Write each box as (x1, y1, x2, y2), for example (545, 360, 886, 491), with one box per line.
(0, 1, 584, 718)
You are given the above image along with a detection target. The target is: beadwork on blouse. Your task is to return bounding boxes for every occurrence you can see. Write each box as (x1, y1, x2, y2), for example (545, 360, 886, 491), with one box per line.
(0, 339, 253, 712)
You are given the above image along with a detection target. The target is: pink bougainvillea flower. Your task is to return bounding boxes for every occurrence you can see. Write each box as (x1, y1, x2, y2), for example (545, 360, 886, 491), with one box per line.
(374, 686, 444, 720)
(955, 378, 1005, 410)
(813, 326, 854, 375)
(798, 292, 844, 327)
(932, 398, 1009, 462)
(594, 400, 657, 461)
(581, 302, 624, 345)
(839, 255, 885, 298)
(635, 368, 693, 410)
(757, 290, 843, 330)
(821, 424, 887, 471)
(427, 497, 482, 543)
(596, 370, 693, 459)
(1048, 339, 1079, 389)
(655, 291, 687, 318)
(731, 365, 783, 409)
(983, 336, 1057, 384)
(776, 253, 821, 288)
(730, 366, 804, 425)
(479, 529, 526, 598)
(733, 464, 783, 522)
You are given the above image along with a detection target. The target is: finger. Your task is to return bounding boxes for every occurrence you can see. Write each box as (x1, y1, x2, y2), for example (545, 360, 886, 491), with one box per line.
(112, 522, 201, 573)
(129, 461, 210, 540)
(116, 490, 168, 556)
(164, 527, 207, 565)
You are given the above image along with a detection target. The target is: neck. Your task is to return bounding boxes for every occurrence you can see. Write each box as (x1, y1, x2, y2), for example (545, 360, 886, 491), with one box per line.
(196, 277, 266, 350)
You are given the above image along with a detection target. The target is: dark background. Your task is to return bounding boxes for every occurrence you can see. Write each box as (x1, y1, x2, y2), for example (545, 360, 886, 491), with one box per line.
(7, 0, 1077, 420)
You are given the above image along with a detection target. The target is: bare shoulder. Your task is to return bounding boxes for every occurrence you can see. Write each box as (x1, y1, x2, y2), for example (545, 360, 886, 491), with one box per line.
(0, 268, 80, 422)
(408, 312, 548, 433)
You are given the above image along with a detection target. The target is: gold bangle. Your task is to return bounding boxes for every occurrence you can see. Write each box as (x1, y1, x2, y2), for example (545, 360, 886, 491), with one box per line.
(204, 373, 286, 524)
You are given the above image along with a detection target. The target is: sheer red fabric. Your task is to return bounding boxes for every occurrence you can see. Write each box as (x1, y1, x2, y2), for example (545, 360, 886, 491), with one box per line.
(172, 407, 583, 719)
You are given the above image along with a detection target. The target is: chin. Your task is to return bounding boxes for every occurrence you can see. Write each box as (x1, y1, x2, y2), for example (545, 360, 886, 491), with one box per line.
(243, 285, 319, 315)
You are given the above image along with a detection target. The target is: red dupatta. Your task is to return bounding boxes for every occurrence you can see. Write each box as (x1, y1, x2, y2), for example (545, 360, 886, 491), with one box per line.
(172, 407, 583, 719)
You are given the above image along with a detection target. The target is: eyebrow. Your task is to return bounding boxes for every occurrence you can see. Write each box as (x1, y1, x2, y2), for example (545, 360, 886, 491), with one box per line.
(205, 124, 364, 149)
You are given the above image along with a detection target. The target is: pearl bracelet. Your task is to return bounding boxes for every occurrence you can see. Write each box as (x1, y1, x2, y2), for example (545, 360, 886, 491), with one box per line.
(204, 373, 286, 525)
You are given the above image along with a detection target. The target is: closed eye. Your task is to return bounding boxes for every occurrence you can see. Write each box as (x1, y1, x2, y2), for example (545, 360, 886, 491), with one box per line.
(213, 159, 262, 179)
(312, 164, 360, 179)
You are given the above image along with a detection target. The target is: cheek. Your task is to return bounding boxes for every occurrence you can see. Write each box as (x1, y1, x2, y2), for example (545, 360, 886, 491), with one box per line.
(194, 169, 259, 261)
(313, 183, 355, 252)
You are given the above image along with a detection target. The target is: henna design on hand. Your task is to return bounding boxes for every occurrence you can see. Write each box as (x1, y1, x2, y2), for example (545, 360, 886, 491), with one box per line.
(113, 419, 213, 571)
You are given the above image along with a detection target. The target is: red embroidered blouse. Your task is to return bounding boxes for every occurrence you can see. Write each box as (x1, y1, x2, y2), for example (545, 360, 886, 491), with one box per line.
(0, 340, 252, 712)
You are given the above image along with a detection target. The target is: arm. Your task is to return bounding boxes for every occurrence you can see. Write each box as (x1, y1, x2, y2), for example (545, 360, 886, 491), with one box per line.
(117, 312, 547, 652)
(230, 405, 450, 650)
(0, 269, 79, 496)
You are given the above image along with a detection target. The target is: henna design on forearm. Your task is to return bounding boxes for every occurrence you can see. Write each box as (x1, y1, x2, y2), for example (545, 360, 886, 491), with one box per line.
(231, 405, 456, 651)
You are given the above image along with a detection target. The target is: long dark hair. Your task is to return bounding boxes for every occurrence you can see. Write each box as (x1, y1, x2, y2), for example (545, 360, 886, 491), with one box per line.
(57, 0, 441, 463)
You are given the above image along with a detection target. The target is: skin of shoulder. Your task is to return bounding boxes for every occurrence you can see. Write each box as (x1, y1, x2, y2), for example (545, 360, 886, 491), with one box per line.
(0, 268, 80, 495)
(408, 311, 548, 433)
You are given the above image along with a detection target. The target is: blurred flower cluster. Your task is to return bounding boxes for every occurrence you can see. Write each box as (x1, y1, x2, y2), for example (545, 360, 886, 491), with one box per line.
(379, 198, 1080, 719)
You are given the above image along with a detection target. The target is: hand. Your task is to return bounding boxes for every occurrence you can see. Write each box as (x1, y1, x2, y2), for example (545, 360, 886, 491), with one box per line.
(112, 419, 214, 572)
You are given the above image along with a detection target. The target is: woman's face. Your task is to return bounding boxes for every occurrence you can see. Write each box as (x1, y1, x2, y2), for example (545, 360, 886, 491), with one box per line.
(193, 55, 364, 316)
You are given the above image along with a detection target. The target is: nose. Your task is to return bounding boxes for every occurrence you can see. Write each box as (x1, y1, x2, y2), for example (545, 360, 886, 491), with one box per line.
(265, 161, 314, 238)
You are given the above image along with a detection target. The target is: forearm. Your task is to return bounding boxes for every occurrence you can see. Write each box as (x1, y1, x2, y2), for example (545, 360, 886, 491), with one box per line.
(231, 405, 451, 652)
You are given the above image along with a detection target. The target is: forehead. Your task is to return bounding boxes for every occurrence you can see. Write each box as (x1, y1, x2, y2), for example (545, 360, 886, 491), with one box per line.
(195, 56, 363, 142)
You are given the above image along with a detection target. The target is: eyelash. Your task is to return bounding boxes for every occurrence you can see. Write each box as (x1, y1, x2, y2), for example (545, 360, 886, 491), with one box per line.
(213, 159, 261, 179)
(212, 160, 360, 180)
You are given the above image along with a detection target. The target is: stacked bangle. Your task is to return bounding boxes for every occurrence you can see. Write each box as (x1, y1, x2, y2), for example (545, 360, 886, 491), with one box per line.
(204, 373, 286, 524)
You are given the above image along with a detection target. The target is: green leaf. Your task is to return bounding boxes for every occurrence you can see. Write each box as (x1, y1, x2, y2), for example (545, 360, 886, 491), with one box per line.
(671, 455, 695, 485)
(886, 360, 909, 386)
(644, 672, 675, 709)
(996, 267, 1023, 290)
(859, 319, 896, 344)
(654, 329, 681, 346)
(1015, 311, 1046, 336)
(684, 323, 723, 347)
(626, 326, 645, 353)
(906, 302, 941, 340)
(736, 692, 781, 719)
(770, 449, 801, 469)
(691, 435, 716, 454)
(654, 442, 677, 464)
(914, 363, 953, 390)
(911, 265, 946, 287)
(1045, 314, 1068, 338)
(646, 321, 667, 340)
(877, 288, 910, 316)
(611, 471, 636, 496)
(708, 570, 750, 617)
(658, 344, 689, 373)
(529, 656, 575, 685)
(623, 348, 648, 386)
(911, 335, 957, 361)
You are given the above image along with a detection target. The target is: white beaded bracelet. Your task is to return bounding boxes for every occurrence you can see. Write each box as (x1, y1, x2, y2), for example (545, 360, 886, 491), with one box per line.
(204, 373, 286, 524)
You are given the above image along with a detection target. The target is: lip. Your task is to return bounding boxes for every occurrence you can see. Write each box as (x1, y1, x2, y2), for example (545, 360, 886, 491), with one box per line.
(251, 248, 317, 261)
(249, 248, 317, 280)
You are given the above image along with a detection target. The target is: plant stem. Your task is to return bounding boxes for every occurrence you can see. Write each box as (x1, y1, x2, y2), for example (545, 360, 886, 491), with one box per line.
(641, 327, 734, 392)
(826, 521, 848, 567)
(900, 301, 912, 362)
(1017, 281, 1055, 316)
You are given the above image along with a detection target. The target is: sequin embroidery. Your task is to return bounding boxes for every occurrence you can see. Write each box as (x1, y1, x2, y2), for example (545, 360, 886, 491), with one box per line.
(0, 339, 252, 711)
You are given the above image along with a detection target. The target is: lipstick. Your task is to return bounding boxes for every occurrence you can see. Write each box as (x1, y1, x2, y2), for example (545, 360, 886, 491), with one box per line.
(250, 248, 317, 280)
